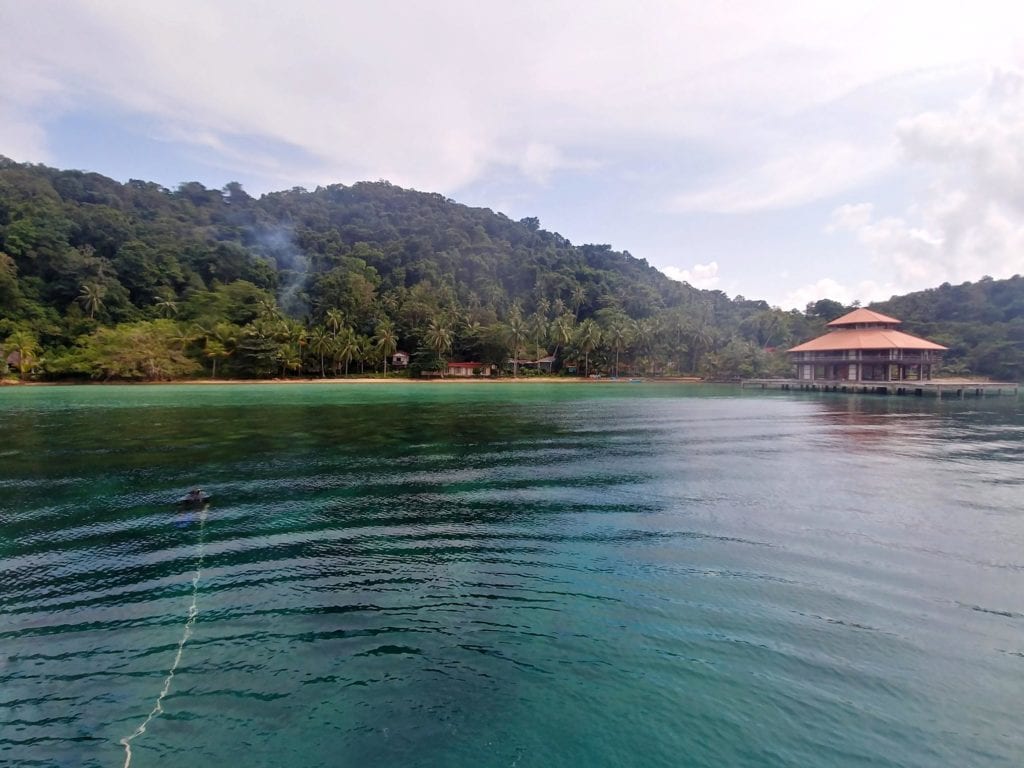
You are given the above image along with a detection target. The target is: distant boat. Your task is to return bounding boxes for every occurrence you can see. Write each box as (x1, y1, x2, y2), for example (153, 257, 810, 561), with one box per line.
(175, 488, 211, 506)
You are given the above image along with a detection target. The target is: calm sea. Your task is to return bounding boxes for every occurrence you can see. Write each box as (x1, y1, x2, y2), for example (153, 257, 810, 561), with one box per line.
(1, 383, 1022, 767)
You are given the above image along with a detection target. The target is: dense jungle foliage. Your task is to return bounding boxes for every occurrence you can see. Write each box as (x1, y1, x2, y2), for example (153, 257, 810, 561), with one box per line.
(0, 156, 1020, 381)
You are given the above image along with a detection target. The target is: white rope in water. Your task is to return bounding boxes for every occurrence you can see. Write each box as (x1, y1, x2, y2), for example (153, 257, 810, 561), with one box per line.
(120, 506, 207, 768)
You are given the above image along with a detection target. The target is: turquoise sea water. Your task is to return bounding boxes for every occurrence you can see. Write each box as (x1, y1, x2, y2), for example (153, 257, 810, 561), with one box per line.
(1, 382, 1022, 767)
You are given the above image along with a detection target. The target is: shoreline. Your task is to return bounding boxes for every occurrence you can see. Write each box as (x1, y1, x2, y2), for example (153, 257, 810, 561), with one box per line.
(1, 375, 707, 387)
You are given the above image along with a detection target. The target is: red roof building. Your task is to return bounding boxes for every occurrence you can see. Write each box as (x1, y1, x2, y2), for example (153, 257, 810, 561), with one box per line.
(788, 309, 946, 383)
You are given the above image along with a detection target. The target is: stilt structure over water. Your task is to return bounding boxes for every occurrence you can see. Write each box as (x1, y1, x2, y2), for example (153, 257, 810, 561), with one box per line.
(740, 378, 1019, 397)
(789, 308, 946, 383)
(740, 308, 1019, 397)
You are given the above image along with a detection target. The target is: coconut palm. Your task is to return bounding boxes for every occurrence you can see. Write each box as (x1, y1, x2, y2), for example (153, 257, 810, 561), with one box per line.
(201, 322, 238, 378)
(607, 322, 631, 378)
(571, 284, 586, 319)
(309, 325, 332, 377)
(257, 298, 282, 323)
(373, 321, 398, 375)
(325, 309, 345, 339)
(575, 319, 601, 377)
(529, 312, 549, 369)
(551, 313, 574, 366)
(424, 319, 454, 375)
(335, 329, 359, 376)
(506, 315, 528, 377)
(630, 318, 655, 375)
(3, 329, 41, 379)
(275, 319, 308, 377)
(155, 294, 178, 318)
(78, 283, 106, 319)
(687, 320, 715, 373)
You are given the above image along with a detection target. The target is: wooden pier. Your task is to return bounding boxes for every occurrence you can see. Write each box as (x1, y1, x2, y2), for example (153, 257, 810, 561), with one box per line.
(740, 378, 1020, 398)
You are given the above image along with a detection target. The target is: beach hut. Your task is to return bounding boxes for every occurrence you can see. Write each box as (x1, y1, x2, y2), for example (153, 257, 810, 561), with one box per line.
(446, 361, 489, 377)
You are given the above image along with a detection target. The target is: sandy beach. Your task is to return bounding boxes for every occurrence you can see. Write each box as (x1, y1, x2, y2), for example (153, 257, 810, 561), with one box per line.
(0, 375, 707, 386)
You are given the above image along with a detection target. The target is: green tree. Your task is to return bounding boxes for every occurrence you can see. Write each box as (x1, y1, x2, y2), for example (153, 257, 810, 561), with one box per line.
(506, 315, 528, 377)
(3, 329, 41, 379)
(309, 325, 332, 377)
(373, 321, 398, 375)
(78, 283, 106, 319)
(325, 308, 345, 338)
(575, 319, 601, 377)
(59, 320, 200, 381)
(571, 284, 586, 319)
(607, 322, 631, 377)
(423, 319, 453, 375)
(551, 314, 575, 367)
(529, 312, 549, 368)
(333, 329, 359, 376)
(155, 294, 178, 318)
(200, 322, 238, 378)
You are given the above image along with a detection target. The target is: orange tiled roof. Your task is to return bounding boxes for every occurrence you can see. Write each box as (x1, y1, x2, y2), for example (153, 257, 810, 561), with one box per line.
(788, 328, 947, 352)
(827, 308, 902, 326)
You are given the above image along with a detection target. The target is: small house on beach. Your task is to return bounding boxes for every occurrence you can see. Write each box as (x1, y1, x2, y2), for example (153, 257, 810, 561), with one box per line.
(446, 361, 489, 377)
(788, 308, 946, 383)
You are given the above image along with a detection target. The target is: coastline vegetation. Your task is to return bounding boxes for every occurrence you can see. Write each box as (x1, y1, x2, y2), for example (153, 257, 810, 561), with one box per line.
(1, 157, 1021, 383)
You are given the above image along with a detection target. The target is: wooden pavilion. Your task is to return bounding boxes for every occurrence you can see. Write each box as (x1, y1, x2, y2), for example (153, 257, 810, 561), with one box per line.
(787, 308, 946, 383)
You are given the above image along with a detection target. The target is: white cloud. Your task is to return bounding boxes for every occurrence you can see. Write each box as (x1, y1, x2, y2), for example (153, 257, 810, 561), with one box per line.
(779, 277, 900, 312)
(4, 1, 1024, 195)
(670, 142, 894, 214)
(4, 1, 1024, 307)
(829, 69, 1024, 292)
(0, 62, 67, 162)
(662, 261, 720, 290)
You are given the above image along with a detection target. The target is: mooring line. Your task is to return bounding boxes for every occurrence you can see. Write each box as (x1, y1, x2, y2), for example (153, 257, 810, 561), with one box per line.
(120, 506, 207, 768)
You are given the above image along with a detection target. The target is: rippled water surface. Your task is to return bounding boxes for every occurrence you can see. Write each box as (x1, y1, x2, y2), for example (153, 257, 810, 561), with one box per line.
(2, 383, 1023, 767)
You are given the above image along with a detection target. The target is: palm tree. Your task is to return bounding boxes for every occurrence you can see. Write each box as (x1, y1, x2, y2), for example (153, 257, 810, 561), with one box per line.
(631, 318, 655, 375)
(325, 309, 344, 339)
(3, 330, 40, 379)
(571, 284, 586, 319)
(373, 321, 398, 375)
(257, 298, 282, 323)
(529, 312, 548, 369)
(355, 334, 371, 374)
(78, 283, 106, 319)
(335, 329, 359, 376)
(551, 313, 575, 367)
(687, 321, 714, 373)
(424, 319, 454, 375)
(309, 325, 332, 377)
(575, 319, 601, 377)
(506, 316, 528, 377)
(608, 322, 631, 377)
(155, 294, 178, 318)
(202, 322, 237, 378)
(275, 319, 307, 377)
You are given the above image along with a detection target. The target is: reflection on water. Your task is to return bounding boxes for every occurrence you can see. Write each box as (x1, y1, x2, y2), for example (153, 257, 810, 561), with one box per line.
(1, 384, 1022, 768)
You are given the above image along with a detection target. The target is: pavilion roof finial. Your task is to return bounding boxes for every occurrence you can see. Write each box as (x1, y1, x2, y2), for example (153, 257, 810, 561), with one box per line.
(826, 308, 902, 327)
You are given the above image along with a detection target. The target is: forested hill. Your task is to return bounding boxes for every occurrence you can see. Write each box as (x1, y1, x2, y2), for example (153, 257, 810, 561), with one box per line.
(871, 276, 1024, 380)
(0, 156, 1019, 381)
(0, 156, 816, 380)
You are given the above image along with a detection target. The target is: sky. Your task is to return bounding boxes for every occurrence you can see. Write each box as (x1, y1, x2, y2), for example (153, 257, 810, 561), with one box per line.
(3, 1, 1024, 309)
